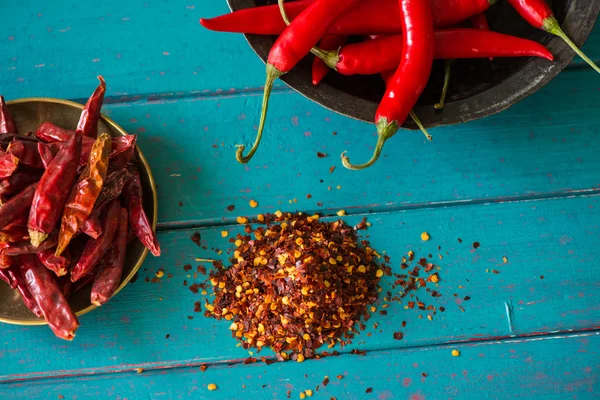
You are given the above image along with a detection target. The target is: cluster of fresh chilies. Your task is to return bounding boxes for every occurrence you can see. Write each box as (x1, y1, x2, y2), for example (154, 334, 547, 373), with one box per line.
(201, 0, 600, 169)
(0, 77, 160, 340)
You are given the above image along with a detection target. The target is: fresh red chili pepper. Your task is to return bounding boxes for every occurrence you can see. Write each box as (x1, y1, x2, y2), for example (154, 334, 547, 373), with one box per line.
(0, 96, 17, 134)
(470, 12, 490, 30)
(56, 133, 111, 256)
(0, 169, 42, 196)
(37, 246, 71, 277)
(91, 207, 128, 306)
(0, 152, 19, 179)
(316, 29, 554, 76)
(7, 266, 43, 317)
(20, 254, 79, 339)
(342, 0, 434, 170)
(35, 121, 75, 143)
(201, 0, 496, 36)
(0, 182, 37, 230)
(28, 132, 82, 247)
(235, 0, 362, 163)
(312, 35, 348, 85)
(123, 167, 160, 256)
(78, 76, 107, 138)
(7, 140, 45, 169)
(71, 199, 120, 282)
(508, 0, 600, 73)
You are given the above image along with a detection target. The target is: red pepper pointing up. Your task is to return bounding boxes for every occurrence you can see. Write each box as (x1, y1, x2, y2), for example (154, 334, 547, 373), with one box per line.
(77, 76, 107, 138)
(508, 0, 600, 73)
(0, 96, 17, 134)
(235, 0, 362, 164)
(342, 0, 435, 170)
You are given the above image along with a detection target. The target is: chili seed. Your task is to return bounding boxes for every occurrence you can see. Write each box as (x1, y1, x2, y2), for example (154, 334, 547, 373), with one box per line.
(421, 232, 430, 241)
(237, 216, 248, 224)
(221, 230, 228, 237)
(452, 350, 460, 357)
(249, 200, 258, 208)
(336, 210, 346, 216)
(207, 383, 217, 391)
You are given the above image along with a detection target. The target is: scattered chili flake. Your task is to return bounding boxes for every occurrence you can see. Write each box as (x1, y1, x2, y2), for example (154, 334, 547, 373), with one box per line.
(286, 391, 291, 398)
(464, 296, 471, 301)
(540, 275, 544, 279)
(207, 383, 217, 391)
(492, 270, 500, 274)
(166, 334, 170, 339)
(422, 372, 428, 378)
(227, 205, 235, 211)
(322, 376, 330, 387)
(187, 316, 194, 320)
(473, 242, 480, 249)
(451, 349, 460, 357)
(197, 265, 207, 275)
(337, 375, 344, 380)
(58, 396, 64, 399)
(249, 200, 258, 208)
(306, 194, 312, 199)
(155, 269, 164, 278)
(305, 389, 313, 397)
(191, 232, 201, 246)
(458, 238, 463, 243)
(421, 232, 430, 241)
(200, 364, 208, 372)
(365, 388, 373, 394)
(184, 264, 192, 271)
(393, 332, 404, 340)
(237, 216, 248, 224)
(317, 152, 327, 158)
(136, 368, 143, 373)
(221, 230, 229, 237)
(300, 393, 306, 399)
(502, 256, 508, 263)
(402, 321, 407, 327)
(317, 202, 323, 207)
(194, 302, 202, 312)
(329, 166, 335, 174)
(336, 210, 346, 216)
(202, 213, 384, 360)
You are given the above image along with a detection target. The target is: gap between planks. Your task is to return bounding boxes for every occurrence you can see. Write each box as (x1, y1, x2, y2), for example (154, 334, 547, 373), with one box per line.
(4, 327, 599, 385)
(156, 187, 600, 232)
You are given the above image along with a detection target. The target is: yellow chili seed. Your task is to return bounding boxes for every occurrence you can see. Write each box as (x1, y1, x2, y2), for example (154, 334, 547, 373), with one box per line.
(297, 354, 305, 363)
(337, 210, 346, 216)
(207, 383, 217, 391)
(155, 270, 164, 278)
(235, 239, 242, 247)
(503, 256, 508, 263)
(305, 389, 313, 397)
(452, 350, 460, 357)
(358, 265, 366, 273)
(421, 232, 430, 241)
(275, 210, 283, 218)
(376, 269, 384, 278)
(299, 393, 306, 399)
(257, 214, 265, 222)
(430, 275, 439, 283)
(221, 230, 228, 237)
(249, 200, 258, 208)
(237, 216, 248, 224)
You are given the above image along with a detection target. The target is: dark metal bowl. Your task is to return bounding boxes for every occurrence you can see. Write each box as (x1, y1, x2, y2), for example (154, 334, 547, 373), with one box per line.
(0, 98, 158, 325)
(228, 0, 599, 128)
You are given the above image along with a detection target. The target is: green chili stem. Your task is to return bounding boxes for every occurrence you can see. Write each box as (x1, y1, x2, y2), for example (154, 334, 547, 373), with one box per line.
(544, 16, 600, 74)
(409, 111, 432, 141)
(341, 118, 399, 170)
(435, 60, 454, 110)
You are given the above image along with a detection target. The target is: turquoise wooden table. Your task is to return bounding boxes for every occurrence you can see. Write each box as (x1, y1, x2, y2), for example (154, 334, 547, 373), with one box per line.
(1, 2, 599, 399)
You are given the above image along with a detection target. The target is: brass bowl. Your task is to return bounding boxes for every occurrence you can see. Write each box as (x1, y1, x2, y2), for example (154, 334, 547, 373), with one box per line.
(0, 98, 158, 325)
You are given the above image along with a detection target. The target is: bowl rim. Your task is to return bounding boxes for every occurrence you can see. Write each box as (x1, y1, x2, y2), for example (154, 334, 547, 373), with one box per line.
(228, 0, 600, 128)
(0, 97, 158, 326)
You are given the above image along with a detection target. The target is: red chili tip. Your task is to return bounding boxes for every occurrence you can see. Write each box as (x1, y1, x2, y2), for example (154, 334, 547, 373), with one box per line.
(97, 76, 106, 86)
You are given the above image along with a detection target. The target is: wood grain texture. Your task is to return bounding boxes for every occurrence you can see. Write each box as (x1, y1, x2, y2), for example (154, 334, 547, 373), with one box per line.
(0, 2, 597, 102)
(1, 195, 598, 381)
(4, 332, 598, 399)
(98, 68, 600, 227)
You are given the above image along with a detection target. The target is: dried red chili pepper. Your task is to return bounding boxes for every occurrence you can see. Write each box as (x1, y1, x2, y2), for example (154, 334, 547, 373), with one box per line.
(7, 140, 45, 169)
(7, 266, 43, 317)
(0, 169, 42, 196)
(0, 267, 13, 286)
(123, 167, 160, 256)
(37, 247, 71, 277)
(0, 96, 17, 134)
(312, 35, 347, 85)
(78, 76, 107, 138)
(20, 254, 79, 339)
(0, 182, 37, 230)
(96, 169, 131, 210)
(0, 243, 12, 270)
(81, 213, 102, 239)
(0, 152, 19, 179)
(48, 134, 136, 167)
(201, 0, 496, 35)
(508, 0, 600, 73)
(35, 121, 76, 143)
(28, 132, 82, 247)
(4, 234, 58, 256)
(56, 133, 111, 256)
(71, 199, 120, 282)
(38, 142, 55, 169)
(235, 0, 362, 163)
(91, 208, 128, 306)
(0, 214, 28, 243)
(342, 0, 435, 170)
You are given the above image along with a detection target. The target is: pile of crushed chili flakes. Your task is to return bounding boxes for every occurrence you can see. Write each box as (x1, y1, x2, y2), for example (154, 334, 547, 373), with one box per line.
(203, 212, 388, 361)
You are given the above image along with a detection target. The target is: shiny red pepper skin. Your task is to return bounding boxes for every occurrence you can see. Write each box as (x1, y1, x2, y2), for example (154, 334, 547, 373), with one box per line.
(45, 134, 137, 167)
(78, 76, 106, 138)
(0, 153, 19, 179)
(20, 254, 79, 339)
(7, 140, 45, 169)
(470, 12, 490, 30)
(201, 0, 495, 35)
(28, 132, 82, 247)
(0, 214, 29, 243)
(0, 96, 17, 134)
(91, 208, 128, 306)
(312, 35, 348, 85)
(38, 142, 55, 169)
(37, 247, 71, 277)
(71, 199, 120, 282)
(4, 234, 58, 256)
(329, 29, 554, 76)
(35, 122, 75, 143)
(81, 213, 102, 239)
(7, 267, 43, 317)
(0, 182, 38, 230)
(123, 167, 160, 256)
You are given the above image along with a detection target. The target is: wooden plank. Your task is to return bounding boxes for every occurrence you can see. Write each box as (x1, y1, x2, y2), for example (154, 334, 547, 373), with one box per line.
(4, 332, 599, 399)
(99, 68, 600, 227)
(1, 195, 598, 381)
(0, 2, 598, 101)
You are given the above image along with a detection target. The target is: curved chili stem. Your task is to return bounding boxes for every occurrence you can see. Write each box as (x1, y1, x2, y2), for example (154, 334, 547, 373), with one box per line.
(235, 64, 284, 164)
(543, 17, 600, 74)
(435, 60, 454, 110)
(341, 112, 431, 170)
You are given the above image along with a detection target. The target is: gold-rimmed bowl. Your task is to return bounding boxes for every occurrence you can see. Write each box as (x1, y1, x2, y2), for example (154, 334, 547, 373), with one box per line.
(0, 98, 158, 325)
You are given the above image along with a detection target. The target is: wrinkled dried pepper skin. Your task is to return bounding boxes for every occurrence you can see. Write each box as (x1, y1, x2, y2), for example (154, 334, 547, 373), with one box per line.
(44, 134, 136, 167)
(0, 96, 17, 134)
(4, 234, 58, 256)
(56, 133, 111, 256)
(0, 169, 42, 196)
(0, 267, 13, 286)
(123, 167, 160, 256)
(35, 121, 75, 143)
(0, 243, 12, 270)
(71, 199, 120, 282)
(38, 246, 71, 277)
(20, 254, 79, 339)
(91, 208, 128, 306)
(28, 132, 82, 247)
(37, 142, 55, 169)
(81, 213, 102, 239)
(0, 214, 28, 243)
(78, 76, 106, 138)
(7, 140, 45, 169)
(8, 266, 43, 317)
(94, 169, 130, 211)
(0, 182, 38, 230)
(0, 153, 19, 179)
